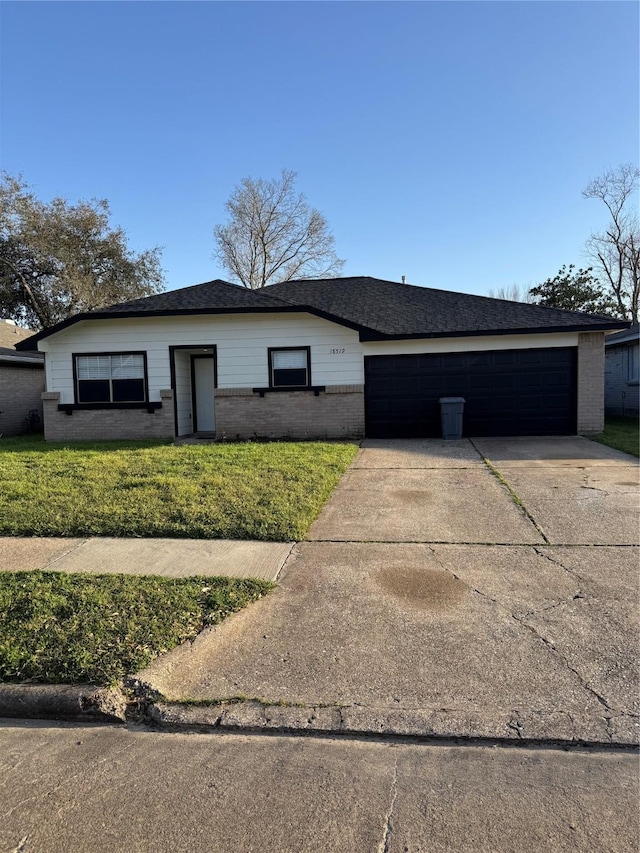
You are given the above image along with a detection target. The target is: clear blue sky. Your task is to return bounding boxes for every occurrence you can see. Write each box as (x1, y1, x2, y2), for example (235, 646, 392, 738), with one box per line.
(1, 1, 638, 296)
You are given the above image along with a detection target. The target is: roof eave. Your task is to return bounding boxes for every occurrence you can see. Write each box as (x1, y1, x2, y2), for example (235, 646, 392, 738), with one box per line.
(0, 354, 45, 365)
(14, 304, 372, 349)
(358, 321, 627, 342)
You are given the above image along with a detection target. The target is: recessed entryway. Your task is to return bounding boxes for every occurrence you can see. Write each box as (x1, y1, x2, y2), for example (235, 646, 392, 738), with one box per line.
(169, 345, 217, 437)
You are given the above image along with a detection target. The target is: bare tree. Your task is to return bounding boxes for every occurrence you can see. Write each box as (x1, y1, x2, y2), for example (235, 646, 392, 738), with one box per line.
(213, 170, 345, 289)
(488, 283, 534, 303)
(583, 163, 639, 322)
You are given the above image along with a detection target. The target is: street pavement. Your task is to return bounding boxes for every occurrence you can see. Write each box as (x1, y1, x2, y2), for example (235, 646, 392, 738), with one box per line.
(0, 721, 637, 853)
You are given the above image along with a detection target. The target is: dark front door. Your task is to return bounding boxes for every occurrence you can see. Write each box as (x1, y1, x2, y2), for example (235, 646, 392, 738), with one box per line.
(364, 347, 578, 438)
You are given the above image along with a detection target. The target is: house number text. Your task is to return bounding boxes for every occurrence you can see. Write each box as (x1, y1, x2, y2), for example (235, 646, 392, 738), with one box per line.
(330, 347, 346, 354)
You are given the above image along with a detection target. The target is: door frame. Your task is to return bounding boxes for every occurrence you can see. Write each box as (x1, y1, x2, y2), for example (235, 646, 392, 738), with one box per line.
(169, 345, 217, 437)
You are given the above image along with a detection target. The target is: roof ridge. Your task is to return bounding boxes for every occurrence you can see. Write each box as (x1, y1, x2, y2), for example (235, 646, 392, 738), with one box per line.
(267, 276, 622, 323)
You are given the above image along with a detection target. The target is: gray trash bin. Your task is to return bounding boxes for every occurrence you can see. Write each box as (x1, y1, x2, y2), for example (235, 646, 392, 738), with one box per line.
(439, 397, 465, 440)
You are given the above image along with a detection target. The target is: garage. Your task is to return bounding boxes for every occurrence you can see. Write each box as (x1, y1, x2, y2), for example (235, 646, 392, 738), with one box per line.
(364, 346, 578, 438)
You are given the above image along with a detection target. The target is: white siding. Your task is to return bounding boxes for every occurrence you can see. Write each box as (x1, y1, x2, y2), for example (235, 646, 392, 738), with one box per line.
(362, 331, 579, 357)
(41, 312, 582, 408)
(41, 313, 363, 403)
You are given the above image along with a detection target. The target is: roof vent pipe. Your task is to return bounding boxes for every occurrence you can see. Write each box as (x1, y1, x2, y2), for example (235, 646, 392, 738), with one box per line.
(401, 275, 406, 284)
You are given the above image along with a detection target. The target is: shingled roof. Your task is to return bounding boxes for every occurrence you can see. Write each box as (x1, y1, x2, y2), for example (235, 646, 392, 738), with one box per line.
(16, 276, 627, 349)
(264, 277, 627, 339)
(94, 278, 295, 313)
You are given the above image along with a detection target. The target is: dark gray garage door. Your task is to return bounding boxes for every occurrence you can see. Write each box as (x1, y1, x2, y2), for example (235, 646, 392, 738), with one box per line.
(364, 347, 577, 438)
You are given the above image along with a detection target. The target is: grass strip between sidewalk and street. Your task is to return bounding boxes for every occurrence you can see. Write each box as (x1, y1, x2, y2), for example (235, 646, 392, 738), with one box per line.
(590, 415, 639, 458)
(0, 437, 358, 540)
(0, 570, 273, 686)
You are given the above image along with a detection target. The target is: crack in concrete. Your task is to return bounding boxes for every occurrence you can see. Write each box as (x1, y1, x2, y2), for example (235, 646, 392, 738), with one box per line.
(378, 753, 399, 853)
(582, 471, 612, 497)
(506, 713, 524, 739)
(429, 550, 503, 610)
(533, 547, 589, 584)
(512, 614, 619, 720)
(430, 547, 621, 721)
(517, 598, 577, 619)
(0, 740, 136, 823)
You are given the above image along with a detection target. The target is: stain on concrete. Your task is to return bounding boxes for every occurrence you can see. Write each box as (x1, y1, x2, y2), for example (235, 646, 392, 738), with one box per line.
(375, 567, 467, 611)
(391, 490, 433, 505)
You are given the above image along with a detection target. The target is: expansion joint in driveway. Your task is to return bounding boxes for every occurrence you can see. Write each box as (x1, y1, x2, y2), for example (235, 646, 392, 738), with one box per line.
(469, 439, 550, 545)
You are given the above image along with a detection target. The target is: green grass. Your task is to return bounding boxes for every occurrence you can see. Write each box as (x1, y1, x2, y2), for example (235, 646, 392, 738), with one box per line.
(0, 437, 358, 540)
(0, 570, 273, 685)
(590, 416, 639, 458)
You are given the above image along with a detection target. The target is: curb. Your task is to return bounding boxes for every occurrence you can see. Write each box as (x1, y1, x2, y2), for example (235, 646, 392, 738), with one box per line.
(142, 699, 640, 750)
(0, 684, 128, 723)
(1, 686, 638, 751)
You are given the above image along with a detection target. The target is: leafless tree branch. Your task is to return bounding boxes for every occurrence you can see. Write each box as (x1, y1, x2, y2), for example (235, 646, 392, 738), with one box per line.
(583, 163, 639, 322)
(213, 169, 345, 289)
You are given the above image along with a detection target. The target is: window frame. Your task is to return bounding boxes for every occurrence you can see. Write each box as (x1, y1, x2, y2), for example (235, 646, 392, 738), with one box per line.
(73, 351, 149, 405)
(268, 346, 312, 389)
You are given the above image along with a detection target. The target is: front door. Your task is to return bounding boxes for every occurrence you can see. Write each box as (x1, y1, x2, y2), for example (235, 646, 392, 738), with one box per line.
(192, 356, 215, 432)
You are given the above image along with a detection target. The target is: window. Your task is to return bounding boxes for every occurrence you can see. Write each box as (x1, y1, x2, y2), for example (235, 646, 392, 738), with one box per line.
(629, 344, 639, 382)
(269, 347, 310, 387)
(75, 353, 147, 403)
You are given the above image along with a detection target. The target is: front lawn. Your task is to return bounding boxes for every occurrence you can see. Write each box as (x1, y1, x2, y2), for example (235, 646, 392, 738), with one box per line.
(0, 570, 273, 685)
(590, 416, 639, 458)
(0, 437, 358, 540)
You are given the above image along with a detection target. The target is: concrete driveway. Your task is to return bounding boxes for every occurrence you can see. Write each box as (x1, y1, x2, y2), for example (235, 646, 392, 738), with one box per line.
(140, 437, 639, 744)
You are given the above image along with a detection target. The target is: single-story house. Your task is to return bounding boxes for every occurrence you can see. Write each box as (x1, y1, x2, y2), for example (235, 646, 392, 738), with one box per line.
(16, 276, 628, 442)
(605, 323, 639, 418)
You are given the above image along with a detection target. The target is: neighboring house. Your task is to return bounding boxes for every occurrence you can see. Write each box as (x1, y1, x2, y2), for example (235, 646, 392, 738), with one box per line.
(605, 324, 639, 418)
(0, 319, 45, 436)
(16, 276, 627, 442)
(0, 318, 36, 348)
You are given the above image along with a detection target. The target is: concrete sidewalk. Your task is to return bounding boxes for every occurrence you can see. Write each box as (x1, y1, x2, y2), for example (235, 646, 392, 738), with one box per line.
(0, 536, 293, 581)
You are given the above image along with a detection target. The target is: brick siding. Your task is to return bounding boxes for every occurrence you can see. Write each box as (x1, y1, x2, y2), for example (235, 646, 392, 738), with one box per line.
(42, 390, 175, 441)
(214, 385, 365, 440)
(577, 333, 605, 433)
(0, 364, 45, 436)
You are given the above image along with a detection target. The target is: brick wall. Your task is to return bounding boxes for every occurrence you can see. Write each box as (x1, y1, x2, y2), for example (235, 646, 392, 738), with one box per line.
(605, 345, 640, 417)
(214, 385, 365, 440)
(0, 364, 45, 436)
(42, 390, 175, 441)
(577, 333, 605, 433)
